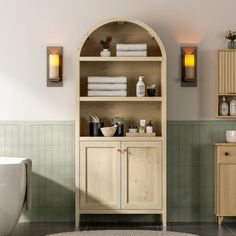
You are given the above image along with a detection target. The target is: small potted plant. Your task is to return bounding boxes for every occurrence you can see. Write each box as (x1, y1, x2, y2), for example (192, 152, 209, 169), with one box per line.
(100, 36, 112, 57)
(225, 30, 236, 49)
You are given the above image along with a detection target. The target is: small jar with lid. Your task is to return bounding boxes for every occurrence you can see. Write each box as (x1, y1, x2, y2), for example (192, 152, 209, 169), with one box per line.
(129, 126, 138, 133)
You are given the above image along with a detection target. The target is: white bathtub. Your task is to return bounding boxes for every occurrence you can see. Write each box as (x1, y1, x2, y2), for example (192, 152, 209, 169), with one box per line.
(0, 157, 27, 236)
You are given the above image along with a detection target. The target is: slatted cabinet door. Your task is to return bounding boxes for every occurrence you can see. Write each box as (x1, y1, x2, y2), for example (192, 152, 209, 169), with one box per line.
(121, 141, 162, 210)
(80, 141, 121, 210)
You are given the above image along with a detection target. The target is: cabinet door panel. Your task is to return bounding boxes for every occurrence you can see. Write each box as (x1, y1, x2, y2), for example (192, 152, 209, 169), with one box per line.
(219, 164, 236, 215)
(219, 51, 236, 94)
(80, 141, 120, 209)
(121, 141, 162, 209)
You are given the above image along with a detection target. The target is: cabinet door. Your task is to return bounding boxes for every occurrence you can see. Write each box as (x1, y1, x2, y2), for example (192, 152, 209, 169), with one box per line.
(121, 141, 162, 209)
(218, 147, 236, 215)
(80, 141, 120, 210)
(218, 50, 236, 94)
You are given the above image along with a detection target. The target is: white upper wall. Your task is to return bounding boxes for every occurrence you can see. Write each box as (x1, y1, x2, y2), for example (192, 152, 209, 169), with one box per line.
(0, 0, 233, 120)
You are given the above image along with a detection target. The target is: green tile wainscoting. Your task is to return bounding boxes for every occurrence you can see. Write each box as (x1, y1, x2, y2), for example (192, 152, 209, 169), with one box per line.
(0, 121, 236, 223)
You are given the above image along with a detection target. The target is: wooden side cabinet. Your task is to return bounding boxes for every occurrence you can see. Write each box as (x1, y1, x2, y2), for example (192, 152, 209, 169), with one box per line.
(215, 144, 236, 224)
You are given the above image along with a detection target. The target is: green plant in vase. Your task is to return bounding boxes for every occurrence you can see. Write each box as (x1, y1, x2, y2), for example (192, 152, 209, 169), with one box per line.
(225, 30, 236, 49)
(100, 36, 112, 57)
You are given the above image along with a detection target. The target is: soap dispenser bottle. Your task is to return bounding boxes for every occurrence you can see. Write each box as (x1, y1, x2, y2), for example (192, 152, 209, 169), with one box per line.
(220, 96, 229, 116)
(136, 76, 145, 97)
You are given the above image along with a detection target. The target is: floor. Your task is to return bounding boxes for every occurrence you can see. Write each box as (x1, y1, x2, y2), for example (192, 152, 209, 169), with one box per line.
(11, 222, 236, 236)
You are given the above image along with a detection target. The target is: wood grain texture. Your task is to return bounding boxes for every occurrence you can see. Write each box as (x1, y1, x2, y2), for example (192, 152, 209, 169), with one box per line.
(80, 141, 121, 210)
(121, 141, 162, 210)
(76, 18, 167, 227)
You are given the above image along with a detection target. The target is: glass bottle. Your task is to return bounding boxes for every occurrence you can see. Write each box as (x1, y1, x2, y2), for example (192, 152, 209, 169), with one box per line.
(136, 76, 145, 97)
(146, 120, 153, 133)
(220, 96, 228, 116)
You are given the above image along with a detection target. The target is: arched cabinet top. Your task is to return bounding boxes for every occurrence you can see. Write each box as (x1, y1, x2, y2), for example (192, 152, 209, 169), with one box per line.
(79, 18, 166, 58)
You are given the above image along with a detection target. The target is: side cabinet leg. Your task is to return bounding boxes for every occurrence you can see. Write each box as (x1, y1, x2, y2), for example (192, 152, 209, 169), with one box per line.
(217, 216, 224, 225)
(75, 213, 80, 230)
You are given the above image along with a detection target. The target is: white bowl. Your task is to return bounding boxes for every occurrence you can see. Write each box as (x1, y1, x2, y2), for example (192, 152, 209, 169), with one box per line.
(226, 130, 236, 142)
(100, 126, 117, 137)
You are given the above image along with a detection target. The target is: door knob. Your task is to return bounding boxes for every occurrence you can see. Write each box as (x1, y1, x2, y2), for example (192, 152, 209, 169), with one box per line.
(225, 152, 229, 156)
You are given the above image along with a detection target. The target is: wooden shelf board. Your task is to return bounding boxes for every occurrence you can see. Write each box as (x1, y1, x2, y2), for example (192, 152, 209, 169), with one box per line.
(218, 94, 236, 96)
(217, 115, 236, 119)
(80, 96, 163, 102)
(79, 56, 163, 62)
(215, 143, 236, 145)
(79, 136, 163, 141)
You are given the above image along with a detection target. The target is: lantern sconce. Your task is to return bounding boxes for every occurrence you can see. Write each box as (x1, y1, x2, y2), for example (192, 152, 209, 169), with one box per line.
(181, 46, 197, 87)
(47, 46, 63, 87)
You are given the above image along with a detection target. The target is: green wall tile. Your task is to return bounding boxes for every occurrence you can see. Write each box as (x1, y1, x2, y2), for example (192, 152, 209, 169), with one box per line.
(1, 120, 236, 223)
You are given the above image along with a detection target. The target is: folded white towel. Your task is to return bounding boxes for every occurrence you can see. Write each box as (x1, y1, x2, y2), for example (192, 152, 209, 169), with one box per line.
(88, 90, 127, 97)
(88, 83, 127, 91)
(88, 76, 127, 84)
(116, 51, 147, 57)
(116, 43, 147, 51)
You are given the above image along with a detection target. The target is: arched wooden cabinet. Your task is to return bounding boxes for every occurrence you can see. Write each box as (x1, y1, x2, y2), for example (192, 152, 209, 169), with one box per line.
(76, 18, 167, 227)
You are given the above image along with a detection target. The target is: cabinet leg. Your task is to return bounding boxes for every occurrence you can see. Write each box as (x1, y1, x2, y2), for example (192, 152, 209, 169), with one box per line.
(161, 213, 167, 230)
(217, 216, 224, 225)
(75, 213, 80, 229)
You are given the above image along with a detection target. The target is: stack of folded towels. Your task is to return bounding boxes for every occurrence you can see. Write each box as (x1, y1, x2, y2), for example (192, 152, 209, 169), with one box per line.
(87, 76, 127, 97)
(116, 43, 147, 57)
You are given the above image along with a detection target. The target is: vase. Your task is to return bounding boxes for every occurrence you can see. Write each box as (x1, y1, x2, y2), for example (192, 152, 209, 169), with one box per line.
(100, 49, 111, 57)
(227, 40, 236, 49)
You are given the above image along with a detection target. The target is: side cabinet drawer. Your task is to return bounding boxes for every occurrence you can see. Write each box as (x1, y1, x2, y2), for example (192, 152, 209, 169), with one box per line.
(218, 146, 236, 164)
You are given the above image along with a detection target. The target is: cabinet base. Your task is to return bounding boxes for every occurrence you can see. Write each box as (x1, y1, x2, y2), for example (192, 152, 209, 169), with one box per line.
(75, 213, 166, 228)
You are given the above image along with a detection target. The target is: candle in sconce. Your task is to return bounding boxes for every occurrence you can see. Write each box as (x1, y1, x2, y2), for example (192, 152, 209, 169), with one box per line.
(49, 54, 60, 79)
(184, 54, 195, 79)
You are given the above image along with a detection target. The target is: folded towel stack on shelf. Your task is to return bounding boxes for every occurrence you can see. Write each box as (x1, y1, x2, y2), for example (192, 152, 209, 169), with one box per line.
(116, 44, 147, 57)
(87, 76, 127, 97)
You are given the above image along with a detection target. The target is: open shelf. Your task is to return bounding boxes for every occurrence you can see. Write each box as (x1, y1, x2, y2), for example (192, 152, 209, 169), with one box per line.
(80, 96, 163, 102)
(80, 101, 162, 137)
(80, 21, 162, 57)
(79, 56, 163, 62)
(80, 61, 162, 97)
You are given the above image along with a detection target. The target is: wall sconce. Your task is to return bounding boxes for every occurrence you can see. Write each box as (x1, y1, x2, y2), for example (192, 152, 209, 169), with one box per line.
(47, 46, 63, 87)
(181, 46, 197, 87)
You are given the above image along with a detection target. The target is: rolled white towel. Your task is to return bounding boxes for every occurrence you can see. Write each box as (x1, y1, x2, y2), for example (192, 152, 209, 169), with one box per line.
(88, 76, 127, 84)
(88, 83, 127, 91)
(116, 51, 147, 57)
(116, 43, 147, 51)
(88, 90, 127, 97)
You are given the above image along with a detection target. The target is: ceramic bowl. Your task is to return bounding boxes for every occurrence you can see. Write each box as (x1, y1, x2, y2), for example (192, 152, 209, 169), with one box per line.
(226, 130, 236, 142)
(100, 126, 117, 137)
